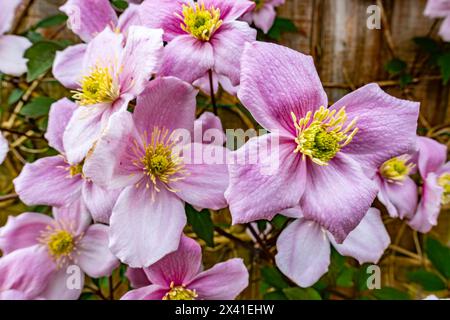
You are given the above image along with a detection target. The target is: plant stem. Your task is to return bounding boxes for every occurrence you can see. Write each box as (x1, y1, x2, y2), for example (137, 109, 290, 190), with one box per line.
(208, 69, 218, 115)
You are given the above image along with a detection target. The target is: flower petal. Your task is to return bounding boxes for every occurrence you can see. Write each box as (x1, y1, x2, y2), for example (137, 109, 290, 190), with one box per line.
(120, 284, 167, 300)
(0, 35, 31, 77)
(77, 224, 119, 278)
(144, 235, 202, 286)
(0, 0, 22, 34)
(238, 41, 327, 136)
(211, 21, 256, 86)
(45, 98, 77, 154)
(300, 153, 379, 243)
(53, 44, 86, 89)
(109, 185, 186, 267)
(0, 212, 52, 254)
(329, 208, 390, 264)
(194, 111, 226, 145)
(331, 83, 419, 176)
(187, 258, 248, 300)
(81, 181, 121, 224)
(275, 219, 330, 287)
(53, 199, 92, 236)
(226, 134, 305, 224)
(60, 0, 118, 42)
(134, 76, 197, 134)
(159, 35, 215, 83)
(417, 136, 447, 178)
(126, 268, 151, 289)
(169, 143, 229, 210)
(40, 267, 84, 300)
(13, 156, 82, 207)
(252, 4, 277, 34)
(0, 133, 8, 164)
(119, 26, 163, 97)
(205, 0, 255, 22)
(376, 175, 418, 219)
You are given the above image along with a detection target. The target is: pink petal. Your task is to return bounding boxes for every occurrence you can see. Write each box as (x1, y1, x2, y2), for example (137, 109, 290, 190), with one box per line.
(226, 134, 306, 224)
(194, 111, 226, 145)
(376, 175, 418, 219)
(238, 42, 327, 137)
(187, 258, 249, 300)
(40, 267, 84, 300)
(81, 181, 121, 224)
(134, 76, 198, 134)
(120, 284, 167, 300)
(211, 21, 256, 86)
(0, 290, 30, 300)
(439, 16, 450, 42)
(280, 205, 303, 219)
(329, 208, 390, 264)
(159, 35, 214, 83)
(0, 212, 52, 255)
(117, 3, 144, 34)
(417, 136, 447, 178)
(53, 44, 86, 89)
(83, 111, 142, 189)
(126, 268, 151, 288)
(109, 185, 186, 267)
(0, 35, 31, 76)
(300, 153, 378, 243)
(45, 98, 77, 154)
(0, 133, 8, 164)
(252, 4, 277, 34)
(408, 173, 442, 233)
(0, 245, 55, 298)
(144, 235, 202, 287)
(0, 0, 22, 34)
(119, 26, 163, 97)
(169, 143, 229, 210)
(275, 219, 330, 287)
(13, 156, 82, 207)
(424, 0, 450, 17)
(77, 224, 119, 278)
(53, 199, 92, 235)
(60, 0, 118, 42)
(331, 84, 419, 176)
(205, 0, 255, 22)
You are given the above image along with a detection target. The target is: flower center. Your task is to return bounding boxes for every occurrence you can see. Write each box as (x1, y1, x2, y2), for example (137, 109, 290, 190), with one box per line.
(438, 173, 450, 205)
(380, 155, 414, 182)
(253, 0, 266, 10)
(73, 64, 120, 106)
(133, 127, 185, 192)
(179, 1, 223, 41)
(69, 163, 83, 177)
(162, 282, 198, 300)
(291, 106, 358, 165)
(47, 230, 74, 257)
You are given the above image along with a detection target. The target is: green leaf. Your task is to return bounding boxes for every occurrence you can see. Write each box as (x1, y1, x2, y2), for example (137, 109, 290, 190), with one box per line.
(33, 14, 68, 29)
(25, 41, 65, 82)
(425, 238, 450, 279)
(257, 220, 267, 233)
(438, 53, 450, 84)
(385, 58, 407, 75)
(20, 97, 55, 118)
(111, 0, 129, 10)
(260, 266, 290, 290)
(263, 290, 287, 300)
(336, 268, 355, 288)
(80, 292, 97, 300)
(399, 73, 413, 87)
(283, 287, 322, 300)
(271, 214, 288, 230)
(413, 37, 441, 54)
(267, 18, 297, 40)
(407, 269, 447, 291)
(7, 88, 24, 106)
(372, 287, 410, 300)
(185, 204, 214, 247)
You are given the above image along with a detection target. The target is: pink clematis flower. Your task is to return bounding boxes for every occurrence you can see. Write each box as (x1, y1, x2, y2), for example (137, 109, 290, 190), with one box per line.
(139, 0, 256, 88)
(13, 98, 121, 224)
(226, 42, 419, 245)
(408, 136, 450, 233)
(0, 201, 119, 300)
(84, 77, 230, 267)
(424, 0, 450, 41)
(53, 25, 163, 164)
(375, 153, 418, 220)
(242, 0, 285, 34)
(0, 132, 8, 164)
(276, 207, 390, 287)
(122, 236, 248, 300)
(0, 0, 32, 76)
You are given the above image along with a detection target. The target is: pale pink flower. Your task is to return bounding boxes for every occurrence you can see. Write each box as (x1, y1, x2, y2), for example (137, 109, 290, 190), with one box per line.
(123, 236, 248, 300)
(424, 0, 450, 41)
(242, 0, 285, 34)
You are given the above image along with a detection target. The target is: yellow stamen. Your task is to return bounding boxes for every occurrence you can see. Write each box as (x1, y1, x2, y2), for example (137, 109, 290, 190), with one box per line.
(69, 163, 83, 177)
(72, 64, 120, 106)
(253, 0, 266, 10)
(162, 282, 198, 300)
(380, 155, 414, 182)
(178, 1, 223, 41)
(437, 172, 450, 205)
(291, 106, 358, 165)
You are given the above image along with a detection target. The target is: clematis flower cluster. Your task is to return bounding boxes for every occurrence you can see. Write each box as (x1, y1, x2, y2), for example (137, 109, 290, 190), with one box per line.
(1, 0, 448, 301)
